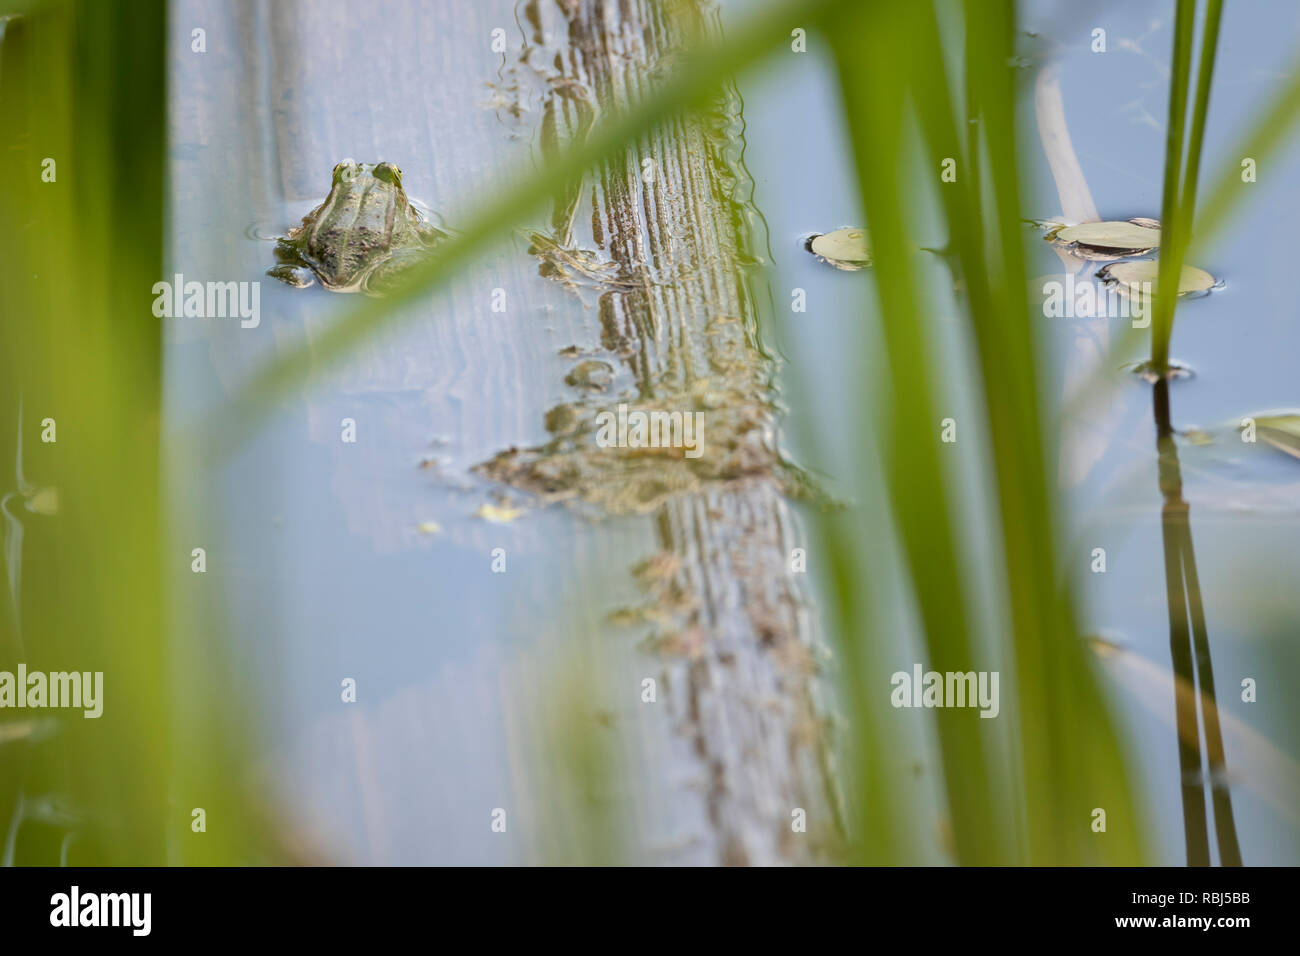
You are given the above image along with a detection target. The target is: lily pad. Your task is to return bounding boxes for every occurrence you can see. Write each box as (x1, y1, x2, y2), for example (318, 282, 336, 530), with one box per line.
(810, 228, 871, 268)
(1100, 260, 1216, 299)
(1051, 219, 1161, 250)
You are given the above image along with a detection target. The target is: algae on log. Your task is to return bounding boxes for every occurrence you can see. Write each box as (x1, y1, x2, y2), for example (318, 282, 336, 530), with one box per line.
(474, 0, 841, 864)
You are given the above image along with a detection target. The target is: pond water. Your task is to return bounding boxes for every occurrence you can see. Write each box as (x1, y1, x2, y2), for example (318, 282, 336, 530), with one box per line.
(165, 0, 1300, 864)
(739, 0, 1300, 864)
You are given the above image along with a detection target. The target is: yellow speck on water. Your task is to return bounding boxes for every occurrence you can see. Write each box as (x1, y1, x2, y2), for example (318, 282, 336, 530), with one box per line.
(476, 502, 524, 523)
(416, 520, 442, 535)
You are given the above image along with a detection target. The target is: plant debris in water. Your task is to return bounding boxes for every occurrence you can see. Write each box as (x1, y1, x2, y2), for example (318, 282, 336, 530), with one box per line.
(476, 501, 525, 523)
(1100, 259, 1217, 299)
(564, 359, 615, 391)
(474, 382, 819, 515)
(527, 231, 646, 295)
(808, 227, 872, 270)
(1125, 359, 1195, 383)
(1242, 412, 1300, 460)
(1046, 218, 1160, 260)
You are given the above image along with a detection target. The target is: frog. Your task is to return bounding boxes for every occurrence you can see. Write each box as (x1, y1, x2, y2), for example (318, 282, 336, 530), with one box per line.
(268, 160, 445, 295)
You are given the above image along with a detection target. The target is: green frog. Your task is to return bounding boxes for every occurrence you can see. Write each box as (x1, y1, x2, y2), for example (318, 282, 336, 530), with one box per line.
(268, 160, 444, 294)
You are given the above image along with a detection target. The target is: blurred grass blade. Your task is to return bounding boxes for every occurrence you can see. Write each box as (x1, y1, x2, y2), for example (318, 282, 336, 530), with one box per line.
(830, 0, 1013, 865)
(1, 0, 285, 865)
(822, 0, 1145, 864)
(1150, 0, 1196, 372)
(0, 0, 170, 864)
(1178, 0, 1223, 232)
(1193, 51, 1300, 252)
(965, 0, 1143, 866)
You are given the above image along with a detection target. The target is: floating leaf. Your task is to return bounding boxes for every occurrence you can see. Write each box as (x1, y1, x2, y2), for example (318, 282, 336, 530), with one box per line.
(476, 502, 524, 523)
(1100, 260, 1216, 299)
(810, 227, 871, 268)
(1250, 414, 1300, 460)
(1051, 218, 1161, 250)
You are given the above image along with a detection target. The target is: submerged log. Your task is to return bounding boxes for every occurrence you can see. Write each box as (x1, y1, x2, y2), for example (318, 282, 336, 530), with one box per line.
(470, 0, 840, 863)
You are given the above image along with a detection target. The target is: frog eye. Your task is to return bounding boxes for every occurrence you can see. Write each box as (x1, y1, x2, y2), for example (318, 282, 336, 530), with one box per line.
(373, 162, 402, 186)
(332, 159, 358, 183)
